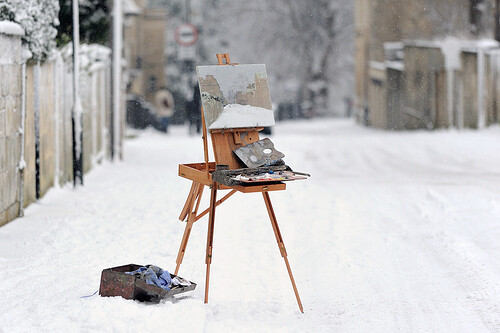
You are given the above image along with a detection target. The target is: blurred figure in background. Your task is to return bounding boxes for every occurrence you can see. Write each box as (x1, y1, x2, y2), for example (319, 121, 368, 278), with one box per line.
(344, 96, 353, 117)
(155, 88, 174, 133)
(188, 84, 202, 135)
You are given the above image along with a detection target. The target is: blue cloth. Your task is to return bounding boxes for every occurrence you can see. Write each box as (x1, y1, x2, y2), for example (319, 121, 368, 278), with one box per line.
(126, 265, 172, 290)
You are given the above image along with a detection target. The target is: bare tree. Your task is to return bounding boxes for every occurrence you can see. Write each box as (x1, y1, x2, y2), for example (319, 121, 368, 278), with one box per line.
(203, 0, 354, 116)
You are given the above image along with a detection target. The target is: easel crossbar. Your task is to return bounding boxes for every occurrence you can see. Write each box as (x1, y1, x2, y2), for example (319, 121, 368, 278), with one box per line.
(193, 189, 237, 223)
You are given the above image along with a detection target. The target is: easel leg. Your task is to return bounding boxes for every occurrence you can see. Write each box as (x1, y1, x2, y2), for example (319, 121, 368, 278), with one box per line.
(262, 192, 304, 313)
(175, 183, 204, 275)
(205, 184, 217, 304)
(179, 182, 197, 222)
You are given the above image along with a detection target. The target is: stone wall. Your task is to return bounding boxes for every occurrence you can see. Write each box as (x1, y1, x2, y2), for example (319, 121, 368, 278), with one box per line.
(355, 0, 500, 129)
(486, 52, 500, 125)
(367, 65, 387, 128)
(386, 67, 404, 130)
(404, 45, 446, 129)
(461, 51, 480, 128)
(460, 49, 500, 128)
(135, 8, 167, 104)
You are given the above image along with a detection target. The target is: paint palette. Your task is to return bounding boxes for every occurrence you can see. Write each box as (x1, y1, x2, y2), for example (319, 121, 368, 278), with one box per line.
(231, 170, 308, 183)
(211, 164, 310, 187)
(234, 138, 284, 168)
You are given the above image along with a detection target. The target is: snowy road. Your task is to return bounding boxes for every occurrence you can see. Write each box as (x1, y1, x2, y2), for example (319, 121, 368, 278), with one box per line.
(1, 119, 499, 332)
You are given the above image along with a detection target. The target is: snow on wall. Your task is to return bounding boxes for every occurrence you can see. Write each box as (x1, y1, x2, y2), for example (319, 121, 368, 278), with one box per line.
(440, 37, 462, 71)
(0, 0, 59, 60)
(0, 24, 22, 65)
(0, 20, 24, 36)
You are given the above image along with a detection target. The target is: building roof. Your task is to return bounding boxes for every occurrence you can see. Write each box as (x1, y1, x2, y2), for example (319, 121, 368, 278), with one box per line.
(123, 0, 141, 15)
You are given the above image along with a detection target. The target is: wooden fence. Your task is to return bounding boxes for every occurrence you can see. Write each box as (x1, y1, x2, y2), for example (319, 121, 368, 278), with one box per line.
(0, 30, 121, 226)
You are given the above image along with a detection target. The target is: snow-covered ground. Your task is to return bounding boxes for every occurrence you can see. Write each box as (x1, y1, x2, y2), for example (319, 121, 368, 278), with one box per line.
(1, 119, 499, 332)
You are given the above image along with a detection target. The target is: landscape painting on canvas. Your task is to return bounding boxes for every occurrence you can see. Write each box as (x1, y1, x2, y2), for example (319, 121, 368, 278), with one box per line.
(196, 64, 275, 130)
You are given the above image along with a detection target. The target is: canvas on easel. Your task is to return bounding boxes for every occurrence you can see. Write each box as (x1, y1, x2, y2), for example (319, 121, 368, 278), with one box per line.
(196, 62, 280, 170)
(197, 64, 275, 130)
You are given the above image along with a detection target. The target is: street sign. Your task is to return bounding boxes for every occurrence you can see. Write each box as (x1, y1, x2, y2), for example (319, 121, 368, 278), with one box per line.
(175, 23, 199, 47)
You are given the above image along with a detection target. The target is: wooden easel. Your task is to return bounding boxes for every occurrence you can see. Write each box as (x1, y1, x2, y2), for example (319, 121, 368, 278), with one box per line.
(174, 54, 303, 312)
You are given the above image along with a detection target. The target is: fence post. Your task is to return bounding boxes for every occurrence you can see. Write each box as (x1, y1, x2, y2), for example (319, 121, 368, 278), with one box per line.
(18, 61, 26, 217)
(112, 0, 123, 161)
(72, 0, 83, 186)
(53, 54, 62, 187)
(91, 69, 97, 166)
(34, 61, 41, 199)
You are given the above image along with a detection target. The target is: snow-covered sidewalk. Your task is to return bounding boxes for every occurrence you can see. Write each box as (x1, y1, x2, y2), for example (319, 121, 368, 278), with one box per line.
(0, 119, 499, 332)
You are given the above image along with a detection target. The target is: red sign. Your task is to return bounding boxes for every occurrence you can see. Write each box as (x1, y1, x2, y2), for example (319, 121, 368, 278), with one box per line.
(174, 23, 199, 46)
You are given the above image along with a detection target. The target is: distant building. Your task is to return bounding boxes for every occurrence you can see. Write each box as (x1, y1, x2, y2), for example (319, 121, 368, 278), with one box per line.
(124, 0, 167, 105)
(355, 0, 500, 129)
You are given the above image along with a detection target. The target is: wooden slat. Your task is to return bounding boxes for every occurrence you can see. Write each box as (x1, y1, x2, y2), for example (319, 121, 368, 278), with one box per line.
(178, 163, 213, 186)
(179, 182, 197, 221)
(204, 184, 218, 303)
(209, 127, 263, 133)
(178, 163, 239, 190)
(262, 192, 304, 313)
(194, 189, 237, 222)
(232, 183, 286, 193)
(201, 106, 210, 178)
(210, 130, 261, 169)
